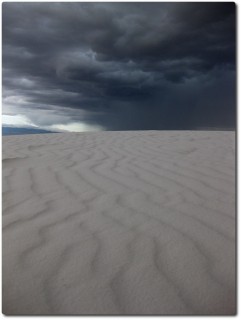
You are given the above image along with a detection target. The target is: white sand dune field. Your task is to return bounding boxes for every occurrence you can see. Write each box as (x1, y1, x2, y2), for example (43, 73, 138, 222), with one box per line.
(2, 131, 236, 315)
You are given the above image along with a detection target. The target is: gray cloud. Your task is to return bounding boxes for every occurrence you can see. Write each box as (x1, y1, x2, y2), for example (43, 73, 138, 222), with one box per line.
(2, 2, 236, 130)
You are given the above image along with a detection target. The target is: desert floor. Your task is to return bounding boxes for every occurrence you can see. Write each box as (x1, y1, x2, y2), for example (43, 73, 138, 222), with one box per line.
(2, 131, 236, 315)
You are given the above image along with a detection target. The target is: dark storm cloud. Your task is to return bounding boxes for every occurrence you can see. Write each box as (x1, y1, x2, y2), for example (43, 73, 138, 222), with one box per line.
(2, 2, 236, 130)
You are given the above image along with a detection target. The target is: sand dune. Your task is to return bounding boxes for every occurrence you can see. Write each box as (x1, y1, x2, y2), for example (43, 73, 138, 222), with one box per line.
(2, 131, 236, 315)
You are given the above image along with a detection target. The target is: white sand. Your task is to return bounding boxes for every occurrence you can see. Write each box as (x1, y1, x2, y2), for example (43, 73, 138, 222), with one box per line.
(2, 131, 236, 315)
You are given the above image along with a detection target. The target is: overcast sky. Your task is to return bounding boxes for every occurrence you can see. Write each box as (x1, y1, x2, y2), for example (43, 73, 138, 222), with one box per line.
(2, 2, 236, 132)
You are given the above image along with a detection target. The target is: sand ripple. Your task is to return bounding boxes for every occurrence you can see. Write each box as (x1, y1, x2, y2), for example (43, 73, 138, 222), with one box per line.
(2, 131, 235, 315)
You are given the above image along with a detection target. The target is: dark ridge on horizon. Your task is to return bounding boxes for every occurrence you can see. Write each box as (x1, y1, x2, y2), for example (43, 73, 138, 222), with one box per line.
(2, 126, 235, 136)
(2, 126, 58, 136)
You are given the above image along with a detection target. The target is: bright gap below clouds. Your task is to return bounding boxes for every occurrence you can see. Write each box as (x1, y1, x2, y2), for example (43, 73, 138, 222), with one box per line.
(2, 114, 104, 134)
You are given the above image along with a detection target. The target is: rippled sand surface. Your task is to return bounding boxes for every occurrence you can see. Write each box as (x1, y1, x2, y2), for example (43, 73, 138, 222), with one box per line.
(2, 131, 236, 315)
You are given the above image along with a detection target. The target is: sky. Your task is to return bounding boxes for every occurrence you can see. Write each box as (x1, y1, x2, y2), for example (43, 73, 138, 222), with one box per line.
(2, 2, 236, 132)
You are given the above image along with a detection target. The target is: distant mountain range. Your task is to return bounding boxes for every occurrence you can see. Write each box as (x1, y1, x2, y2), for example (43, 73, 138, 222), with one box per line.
(2, 126, 57, 135)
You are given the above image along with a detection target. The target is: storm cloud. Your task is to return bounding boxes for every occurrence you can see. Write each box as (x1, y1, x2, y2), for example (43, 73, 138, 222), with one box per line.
(2, 2, 236, 131)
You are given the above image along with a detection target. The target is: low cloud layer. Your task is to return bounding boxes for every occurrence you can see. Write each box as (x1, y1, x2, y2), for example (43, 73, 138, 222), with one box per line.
(2, 2, 236, 131)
